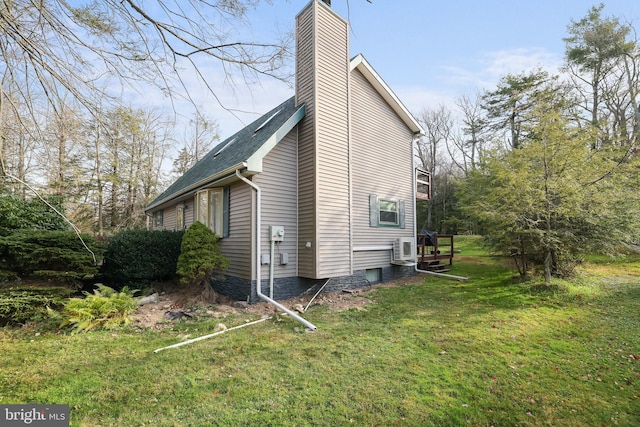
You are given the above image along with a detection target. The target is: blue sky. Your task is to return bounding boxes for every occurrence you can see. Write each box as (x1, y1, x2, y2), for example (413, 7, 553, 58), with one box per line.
(163, 0, 640, 139)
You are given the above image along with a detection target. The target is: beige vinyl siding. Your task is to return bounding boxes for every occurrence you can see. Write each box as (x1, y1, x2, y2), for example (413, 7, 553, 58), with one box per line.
(353, 250, 391, 270)
(151, 198, 194, 231)
(254, 130, 298, 279)
(184, 204, 194, 228)
(295, 1, 351, 279)
(219, 181, 253, 279)
(350, 68, 415, 269)
(295, 4, 316, 277)
(162, 207, 176, 231)
(315, 7, 350, 279)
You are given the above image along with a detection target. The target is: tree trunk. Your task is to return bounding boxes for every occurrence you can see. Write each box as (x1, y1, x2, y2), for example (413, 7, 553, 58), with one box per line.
(544, 250, 552, 284)
(95, 122, 104, 237)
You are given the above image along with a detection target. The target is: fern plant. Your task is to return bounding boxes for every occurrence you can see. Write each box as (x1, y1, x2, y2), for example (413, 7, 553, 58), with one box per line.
(51, 284, 139, 333)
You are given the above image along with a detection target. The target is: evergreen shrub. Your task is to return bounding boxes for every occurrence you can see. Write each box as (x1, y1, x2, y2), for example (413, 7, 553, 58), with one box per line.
(0, 230, 104, 283)
(0, 194, 68, 235)
(102, 228, 184, 285)
(176, 221, 229, 287)
(0, 287, 71, 326)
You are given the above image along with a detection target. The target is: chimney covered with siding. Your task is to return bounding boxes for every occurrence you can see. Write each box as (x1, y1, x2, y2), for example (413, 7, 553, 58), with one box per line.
(295, 0, 351, 279)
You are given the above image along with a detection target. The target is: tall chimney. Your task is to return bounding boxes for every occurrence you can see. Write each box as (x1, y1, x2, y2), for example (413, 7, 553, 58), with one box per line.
(295, 1, 351, 278)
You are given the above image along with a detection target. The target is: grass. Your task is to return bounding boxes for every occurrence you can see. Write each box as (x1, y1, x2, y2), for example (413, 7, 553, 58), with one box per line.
(1, 235, 639, 426)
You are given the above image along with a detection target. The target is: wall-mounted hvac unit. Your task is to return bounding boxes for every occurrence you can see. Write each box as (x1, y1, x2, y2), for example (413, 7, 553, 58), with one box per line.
(393, 237, 414, 262)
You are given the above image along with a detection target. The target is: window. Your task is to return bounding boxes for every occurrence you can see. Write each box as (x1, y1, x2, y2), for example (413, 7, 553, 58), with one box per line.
(153, 210, 163, 228)
(365, 268, 382, 284)
(176, 204, 185, 231)
(369, 194, 405, 228)
(416, 168, 431, 200)
(195, 188, 229, 237)
(379, 199, 399, 225)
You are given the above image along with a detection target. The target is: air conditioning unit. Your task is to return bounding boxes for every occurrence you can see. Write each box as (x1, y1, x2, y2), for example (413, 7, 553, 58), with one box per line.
(393, 237, 414, 262)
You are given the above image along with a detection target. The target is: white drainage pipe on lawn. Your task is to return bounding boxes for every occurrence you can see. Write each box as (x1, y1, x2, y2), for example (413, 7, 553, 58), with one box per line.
(153, 317, 271, 353)
(414, 266, 468, 281)
(235, 170, 317, 332)
(304, 278, 331, 312)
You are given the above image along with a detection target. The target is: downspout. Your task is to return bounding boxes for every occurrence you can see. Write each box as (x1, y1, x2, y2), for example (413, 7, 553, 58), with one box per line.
(235, 170, 317, 331)
(411, 138, 468, 281)
(269, 240, 276, 298)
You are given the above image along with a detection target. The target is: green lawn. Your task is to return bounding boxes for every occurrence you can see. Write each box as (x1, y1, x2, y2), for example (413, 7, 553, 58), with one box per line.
(1, 236, 639, 426)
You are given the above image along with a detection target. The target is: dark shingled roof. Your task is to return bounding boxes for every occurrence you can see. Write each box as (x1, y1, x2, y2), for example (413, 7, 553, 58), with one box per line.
(147, 97, 303, 210)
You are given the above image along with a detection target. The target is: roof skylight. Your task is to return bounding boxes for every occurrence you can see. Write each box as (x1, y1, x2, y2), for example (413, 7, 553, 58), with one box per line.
(213, 137, 237, 158)
(253, 109, 281, 134)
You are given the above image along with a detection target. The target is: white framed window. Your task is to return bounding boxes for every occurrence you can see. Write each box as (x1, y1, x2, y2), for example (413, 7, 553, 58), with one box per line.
(379, 199, 399, 225)
(369, 194, 405, 229)
(195, 188, 224, 236)
(176, 203, 186, 231)
(416, 168, 431, 200)
(153, 210, 163, 228)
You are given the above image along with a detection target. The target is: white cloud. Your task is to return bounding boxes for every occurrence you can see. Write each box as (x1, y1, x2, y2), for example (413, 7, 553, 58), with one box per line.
(436, 48, 563, 93)
(481, 48, 563, 81)
(394, 86, 458, 116)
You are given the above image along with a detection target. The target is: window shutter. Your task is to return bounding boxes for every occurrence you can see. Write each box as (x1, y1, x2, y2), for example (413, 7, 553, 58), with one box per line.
(223, 187, 230, 238)
(399, 200, 406, 229)
(369, 194, 379, 227)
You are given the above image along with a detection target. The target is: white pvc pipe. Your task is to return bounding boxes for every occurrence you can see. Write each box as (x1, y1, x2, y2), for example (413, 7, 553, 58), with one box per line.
(416, 269, 468, 281)
(304, 278, 331, 312)
(153, 317, 271, 353)
(235, 170, 318, 331)
(269, 240, 276, 298)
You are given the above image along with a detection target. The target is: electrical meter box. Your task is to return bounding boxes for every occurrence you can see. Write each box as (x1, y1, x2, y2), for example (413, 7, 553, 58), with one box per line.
(270, 225, 285, 242)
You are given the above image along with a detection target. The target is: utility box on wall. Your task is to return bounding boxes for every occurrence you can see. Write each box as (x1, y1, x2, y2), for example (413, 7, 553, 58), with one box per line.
(270, 225, 285, 242)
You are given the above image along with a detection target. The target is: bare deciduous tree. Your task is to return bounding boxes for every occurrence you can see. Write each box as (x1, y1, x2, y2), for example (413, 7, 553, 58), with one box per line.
(448, 94, 488, 176)
(415, 105, 453, 230)
(0, 0, 291, 114)
(0, 0, 291, 193)
(173, 110, 220, 177)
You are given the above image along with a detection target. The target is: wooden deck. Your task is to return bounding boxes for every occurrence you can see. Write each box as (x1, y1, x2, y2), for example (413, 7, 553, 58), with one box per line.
(417, 233, 454, 272)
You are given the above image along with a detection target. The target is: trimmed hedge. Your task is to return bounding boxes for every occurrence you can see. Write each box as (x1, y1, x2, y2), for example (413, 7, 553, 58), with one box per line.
(101, 228, 184, 285)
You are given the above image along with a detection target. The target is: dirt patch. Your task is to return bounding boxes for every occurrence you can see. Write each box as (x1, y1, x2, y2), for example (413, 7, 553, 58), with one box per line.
(133, 274, 431, 329)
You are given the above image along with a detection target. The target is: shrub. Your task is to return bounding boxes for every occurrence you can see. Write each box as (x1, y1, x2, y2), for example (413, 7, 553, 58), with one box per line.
(0, 229, 104, 284)
(0, 194, 68, 236)
(50, 284, 138, 333)
(176, 222, 229, 288)
(0, 287, 71, 327)
(101, 228, 184, 285)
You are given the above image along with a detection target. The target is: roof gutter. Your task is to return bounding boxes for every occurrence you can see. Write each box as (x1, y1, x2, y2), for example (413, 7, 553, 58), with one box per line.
(235, 170, 317, 331)
(145, 162, 248, 212)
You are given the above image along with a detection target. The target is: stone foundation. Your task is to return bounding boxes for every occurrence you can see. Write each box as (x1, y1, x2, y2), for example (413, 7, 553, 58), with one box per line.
(210, 264, 416, 303)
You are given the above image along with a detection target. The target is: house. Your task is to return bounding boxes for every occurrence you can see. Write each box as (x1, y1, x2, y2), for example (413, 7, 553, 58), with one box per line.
(145, 0, 428, 302)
